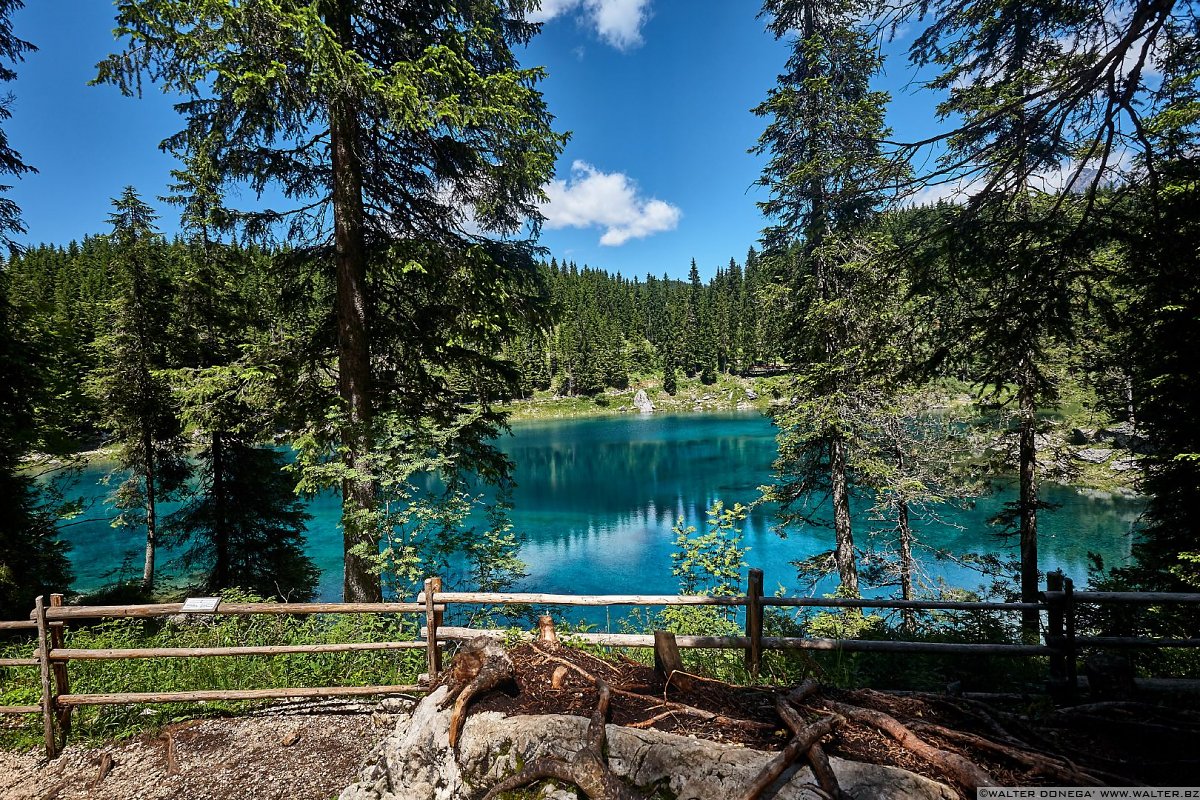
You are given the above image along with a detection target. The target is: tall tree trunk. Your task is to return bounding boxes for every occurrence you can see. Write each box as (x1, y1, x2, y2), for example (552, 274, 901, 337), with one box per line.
(1018, 373, 1039, 641)
(898, 497, 915, 632)
(211, 431, 229, 590)
(142, 428, 156, 591)
(327, 1, 380, 603)
(830, 437, 859, 596)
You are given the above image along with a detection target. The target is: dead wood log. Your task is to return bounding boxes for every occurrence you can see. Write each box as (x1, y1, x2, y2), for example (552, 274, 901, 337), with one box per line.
(738, 704, 842, 800)
(90, 753, 113, 788)
(481, 682, 647, 800)
(818, 698, 997, 789)
(161, 731, 180, 777)
(439, 636, 515, 749)
(777, 694, 845, 800)
(538, 614, 561, 649)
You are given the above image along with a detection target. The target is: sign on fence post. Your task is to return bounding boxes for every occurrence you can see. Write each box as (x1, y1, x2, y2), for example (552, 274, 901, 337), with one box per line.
(33, 596, 56, 758)
(745, 568, 764, 678)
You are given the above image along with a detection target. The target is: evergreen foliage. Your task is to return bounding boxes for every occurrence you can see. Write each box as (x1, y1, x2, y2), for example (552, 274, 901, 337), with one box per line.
(753, 0, 904, 597)
(96, 0, 567, 601)
(88, 188, 191, 592)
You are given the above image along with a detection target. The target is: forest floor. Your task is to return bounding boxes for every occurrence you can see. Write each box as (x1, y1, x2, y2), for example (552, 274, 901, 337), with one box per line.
(467, 644, 1200, 793)
(0, 698, 410, 800)
(3, 645, 1198, 798)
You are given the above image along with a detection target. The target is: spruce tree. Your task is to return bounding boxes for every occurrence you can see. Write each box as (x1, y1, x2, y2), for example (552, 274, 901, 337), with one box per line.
(89, 188, 190, 592)
(165, 155, 319, 599)
(0, 0, 34, 250)
(754, 0, 900, 595)
(0, 266, 73, 617)
(98, 0, 565, 601)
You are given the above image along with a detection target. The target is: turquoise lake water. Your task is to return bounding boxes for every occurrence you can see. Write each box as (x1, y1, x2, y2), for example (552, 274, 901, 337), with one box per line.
(60, 412, 1143, 601)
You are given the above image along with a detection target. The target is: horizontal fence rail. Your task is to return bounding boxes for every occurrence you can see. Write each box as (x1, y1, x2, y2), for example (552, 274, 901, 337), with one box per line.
(0, 593, 440, 758)
(4, 569, 1199, 759)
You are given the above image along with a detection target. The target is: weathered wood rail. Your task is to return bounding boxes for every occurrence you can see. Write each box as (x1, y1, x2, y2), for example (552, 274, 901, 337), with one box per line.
(2, 569, 1197, 758)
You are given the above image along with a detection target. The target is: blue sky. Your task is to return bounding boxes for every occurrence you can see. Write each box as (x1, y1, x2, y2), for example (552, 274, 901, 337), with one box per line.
(5, 0, 943, 281)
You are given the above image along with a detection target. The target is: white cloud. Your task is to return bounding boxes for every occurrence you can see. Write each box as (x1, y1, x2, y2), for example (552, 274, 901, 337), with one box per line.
(540, 160, 681, 246)
(528, 0, 581, 23)
(587, 0, 649, 50)
(528, 0, 651, 50)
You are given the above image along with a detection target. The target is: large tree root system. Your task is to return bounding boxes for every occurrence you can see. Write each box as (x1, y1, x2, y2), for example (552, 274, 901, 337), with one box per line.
(442, 642, 1194, 798)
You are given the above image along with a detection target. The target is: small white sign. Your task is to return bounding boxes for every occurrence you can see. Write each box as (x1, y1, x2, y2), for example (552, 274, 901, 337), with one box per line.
(180, 597, 221, 613)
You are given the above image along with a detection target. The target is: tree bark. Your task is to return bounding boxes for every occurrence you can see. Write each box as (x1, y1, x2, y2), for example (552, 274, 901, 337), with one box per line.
(830, 438, 859, 596)
(211, 431, 228, 590)
(898, 497, 915, 632)
(1018, 374, 1039, 641)
(142, 426, 156, 591)
(326, 0, 380, 603)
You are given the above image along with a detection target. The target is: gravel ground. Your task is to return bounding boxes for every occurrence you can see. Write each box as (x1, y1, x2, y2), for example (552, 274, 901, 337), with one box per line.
(0, 699, 414, 800)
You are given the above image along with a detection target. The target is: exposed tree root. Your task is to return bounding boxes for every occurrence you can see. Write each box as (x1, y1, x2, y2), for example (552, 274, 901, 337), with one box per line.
(530, 642, 774, 730)
(905, 720, 1107, 786)
(439, 637, 515, 749)
(817, 698, 997, 789)
(481, 682, 646, 800)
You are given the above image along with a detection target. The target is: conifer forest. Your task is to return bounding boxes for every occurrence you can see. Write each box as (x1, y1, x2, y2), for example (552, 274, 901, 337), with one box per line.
(0, 0, 1197, 651)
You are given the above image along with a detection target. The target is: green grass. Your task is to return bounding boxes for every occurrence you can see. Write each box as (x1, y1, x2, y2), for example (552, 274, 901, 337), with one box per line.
(504, 372, 787, 422)
(0, 597, 425, 749)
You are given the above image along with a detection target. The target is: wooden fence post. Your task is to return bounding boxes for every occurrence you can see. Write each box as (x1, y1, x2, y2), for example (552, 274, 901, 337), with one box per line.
(1045, 571, 1065, 696)
(34, 596, 56, 758)
(745, 568, 764, 678)
(653, 630, 691, 692)
(1064, 576, 1078, 701)
(49, 594, 71, 738)
(424, 577, 442, 682)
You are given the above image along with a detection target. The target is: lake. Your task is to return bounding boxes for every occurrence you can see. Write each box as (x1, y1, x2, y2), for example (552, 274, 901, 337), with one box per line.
(60, 412, 1143, 602)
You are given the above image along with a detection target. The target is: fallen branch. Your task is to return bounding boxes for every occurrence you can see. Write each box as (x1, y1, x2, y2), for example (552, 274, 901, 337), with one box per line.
(777, 693, 845, 800)
(818, 698, 997, 789)
(738, 702, 842, 800)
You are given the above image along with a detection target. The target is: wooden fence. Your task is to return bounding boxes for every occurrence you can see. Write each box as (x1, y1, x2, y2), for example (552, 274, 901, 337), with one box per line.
(2, 570, 1199, 758)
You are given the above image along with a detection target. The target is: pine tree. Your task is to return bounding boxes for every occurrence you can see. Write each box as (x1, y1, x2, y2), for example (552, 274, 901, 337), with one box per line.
(165, 154, 319, 599)
(0, 266, 73, 617)
(754, 0, 901, 596)
(99, 0, 565, 601)
(0, 0, 34, 250)
(88, 188, 190, 592)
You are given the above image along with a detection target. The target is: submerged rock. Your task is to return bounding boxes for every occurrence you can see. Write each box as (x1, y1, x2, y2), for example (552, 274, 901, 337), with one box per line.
(340, 688, 956, 800)
(633, 388, 654, 414)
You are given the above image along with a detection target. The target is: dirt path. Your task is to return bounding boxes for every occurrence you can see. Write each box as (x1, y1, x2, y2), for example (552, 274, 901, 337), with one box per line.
(0, 699, 412, 800)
